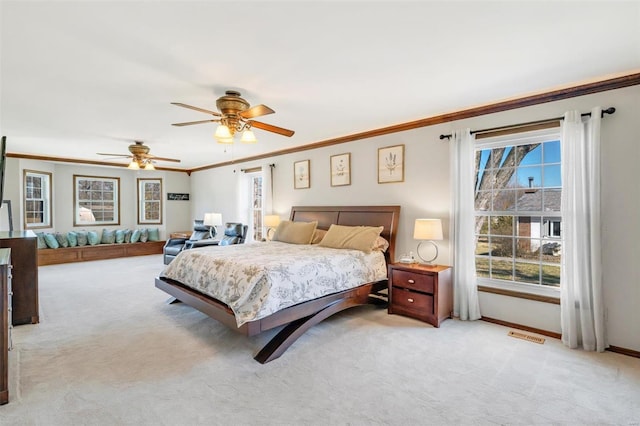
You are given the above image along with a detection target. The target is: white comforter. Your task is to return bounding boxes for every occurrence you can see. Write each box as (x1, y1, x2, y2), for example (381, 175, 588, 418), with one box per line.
(160, 241, 388, 326)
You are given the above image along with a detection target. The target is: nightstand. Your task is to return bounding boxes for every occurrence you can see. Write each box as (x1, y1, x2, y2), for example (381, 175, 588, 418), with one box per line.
(388, 263, 452, 327)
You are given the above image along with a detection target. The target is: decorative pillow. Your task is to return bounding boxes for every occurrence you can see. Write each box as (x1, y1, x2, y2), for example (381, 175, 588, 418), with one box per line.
(139, 228, 149, 243)
(43, 233, 60, 249)
(55, 232, 69, 248)
(373, 236, 390, 252)
(124, 229, 132, 243)
(147, 227, 160, 242)
(115, 229, 126, 244)
(67, 231, 78, 247)
(130, 229, 141, 243)
(272, 221, 317, 245)
(76, 231, 88, 246)
(35, 232, 47, 249)
(310, 229, 327, 244)
(318, 225, 384, 253)
(87, 231, 100, 246)
(101, 229, 116, 244)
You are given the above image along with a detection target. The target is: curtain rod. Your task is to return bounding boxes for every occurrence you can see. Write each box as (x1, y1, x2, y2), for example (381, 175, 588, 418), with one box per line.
(240, 163, 275, 173)
(439, 107, 616, 140)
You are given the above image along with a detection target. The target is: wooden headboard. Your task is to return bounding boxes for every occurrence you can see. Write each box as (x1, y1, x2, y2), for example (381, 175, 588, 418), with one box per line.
(290, 205, 401, 264)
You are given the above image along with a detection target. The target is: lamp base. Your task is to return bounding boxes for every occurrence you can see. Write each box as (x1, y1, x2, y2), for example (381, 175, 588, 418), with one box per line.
(416, 240, 438, 264)
(209, 227, 217, 239)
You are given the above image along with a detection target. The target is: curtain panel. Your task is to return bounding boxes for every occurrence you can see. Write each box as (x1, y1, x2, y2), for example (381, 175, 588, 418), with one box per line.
(450, 129, 481, 320)
(560, 107, 606, 352)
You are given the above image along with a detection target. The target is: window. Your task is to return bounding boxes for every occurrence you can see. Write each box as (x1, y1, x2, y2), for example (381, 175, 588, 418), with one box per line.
(24, 170, 52, 229)
(74, 175, 120, 226)
(137, 178, 162, 224)
(251, 173, 263, 241)
(474, 129, 562, 292)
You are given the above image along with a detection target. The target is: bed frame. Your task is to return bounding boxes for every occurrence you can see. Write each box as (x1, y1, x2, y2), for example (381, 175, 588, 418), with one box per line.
(155, 205, 400, 363)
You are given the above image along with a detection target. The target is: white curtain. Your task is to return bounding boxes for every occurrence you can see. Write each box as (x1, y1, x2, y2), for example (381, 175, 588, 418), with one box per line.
(262, 163, 274, 216)
(450, 129, 481, 320)
(560, 107, 606, 352)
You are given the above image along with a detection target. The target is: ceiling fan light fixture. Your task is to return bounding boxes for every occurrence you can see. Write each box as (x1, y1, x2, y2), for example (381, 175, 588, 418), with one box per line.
(128, 159, 140, 170)
(214, 124, 232, 141)
(241, 129, 257, 144)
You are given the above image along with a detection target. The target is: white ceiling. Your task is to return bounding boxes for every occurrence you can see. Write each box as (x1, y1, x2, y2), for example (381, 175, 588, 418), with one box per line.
(1, 1, 639, 170)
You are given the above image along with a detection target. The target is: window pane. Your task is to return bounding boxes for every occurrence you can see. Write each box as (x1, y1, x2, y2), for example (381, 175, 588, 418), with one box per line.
(476, 256, 490, 278)
(543, 140, 561, 163)
(515, 262, 540, 284)
(516, 237, 540, 261)
(542, 189, 561, 212)
(490, 237, 513, 258)
(542, 265, 561, 287)
(490, 216, 513, 236)
(493, 189, 516, 211)
(543, 165, 561, 187)
(475, 216, 489, 235)
(475, 235, 489, 255)
(491, 259, 513, 281)
(475, 191, 492, 211)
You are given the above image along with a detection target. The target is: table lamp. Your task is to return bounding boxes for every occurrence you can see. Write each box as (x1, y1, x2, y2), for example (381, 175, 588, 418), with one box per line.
(413, 218, 443, 264)
(203, 212, 223, 239)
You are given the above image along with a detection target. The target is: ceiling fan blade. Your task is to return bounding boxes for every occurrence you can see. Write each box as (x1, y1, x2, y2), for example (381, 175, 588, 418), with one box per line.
(148, 155, 181, 163)
(171, 102, 221, 116)
(240, 104, 275, 119)
(171, 119, 218, 127)
(97, 153, 131, 158)
(249, 120, 295, 137)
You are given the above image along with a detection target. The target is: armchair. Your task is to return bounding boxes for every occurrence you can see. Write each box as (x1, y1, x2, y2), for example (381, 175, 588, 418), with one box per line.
(219, 223, 248, 246)
(163, 219, 219, 264)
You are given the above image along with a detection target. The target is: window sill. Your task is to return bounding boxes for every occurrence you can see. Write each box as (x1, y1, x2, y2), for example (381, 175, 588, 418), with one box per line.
(477, 281, 560, 305)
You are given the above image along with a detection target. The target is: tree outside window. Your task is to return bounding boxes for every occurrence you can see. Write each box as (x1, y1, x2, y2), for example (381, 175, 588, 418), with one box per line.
(24, 170, 52, 229)
(137, 178, 162, 224)
(74, 175, 120, 226)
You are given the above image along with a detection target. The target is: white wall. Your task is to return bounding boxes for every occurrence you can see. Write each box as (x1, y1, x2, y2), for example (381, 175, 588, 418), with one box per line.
(190, 85, 640, 352)
(3, 159, 191, 239)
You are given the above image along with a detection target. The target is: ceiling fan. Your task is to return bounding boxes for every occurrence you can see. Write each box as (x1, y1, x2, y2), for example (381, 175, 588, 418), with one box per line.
(171, 90, 295, 144)
(97, 141, 181, 170)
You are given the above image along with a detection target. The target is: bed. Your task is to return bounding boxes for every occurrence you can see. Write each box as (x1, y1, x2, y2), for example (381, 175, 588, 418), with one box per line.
(155, 205, 400, 363)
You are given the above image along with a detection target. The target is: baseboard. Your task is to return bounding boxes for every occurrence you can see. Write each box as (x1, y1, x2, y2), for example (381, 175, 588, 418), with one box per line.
(481, 316, 562, 339)
(481, 317, 640, 358)
(607, 345, 640, 359)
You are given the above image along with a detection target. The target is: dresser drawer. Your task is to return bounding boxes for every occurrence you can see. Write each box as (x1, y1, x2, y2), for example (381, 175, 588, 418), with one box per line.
(391, 287, 434, 315)
(390, 269, 434, 293)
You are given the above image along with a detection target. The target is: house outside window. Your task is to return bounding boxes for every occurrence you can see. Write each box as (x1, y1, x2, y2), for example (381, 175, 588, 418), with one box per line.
(74, 175, 120, 226)
(24, 170, 52, 229)
(137, 178, 162, 224)
(474, 128, 562, 294)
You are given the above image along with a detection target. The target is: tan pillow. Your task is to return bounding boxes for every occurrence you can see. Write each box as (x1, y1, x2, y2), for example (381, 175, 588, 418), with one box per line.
(373, 236, 390, 252)
(272, 220, 318, 244)
(310, 229, 327, 244)
(318, 224, 384, 253)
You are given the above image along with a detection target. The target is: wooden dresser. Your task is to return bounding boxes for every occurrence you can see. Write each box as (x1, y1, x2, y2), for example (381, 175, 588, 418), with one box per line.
(0, 248, 11, 404)
(388, 263, 452, 327)
(0, 231, 39, 325)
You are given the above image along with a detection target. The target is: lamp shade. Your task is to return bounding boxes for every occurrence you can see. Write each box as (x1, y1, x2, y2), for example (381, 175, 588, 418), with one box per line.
(128, 160, 140, 170)
(413, 219, 443, 241)
(203, 212, 223, 227)
(264, 215, 281, 228)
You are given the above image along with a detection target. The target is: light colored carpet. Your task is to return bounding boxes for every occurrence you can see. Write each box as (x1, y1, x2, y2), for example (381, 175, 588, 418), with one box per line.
(1, 254, 639, 425)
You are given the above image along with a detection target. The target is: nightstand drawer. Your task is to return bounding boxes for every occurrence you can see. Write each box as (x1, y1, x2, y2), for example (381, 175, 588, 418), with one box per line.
(390, 269, 434, 293)
(391, 287, 434, 314)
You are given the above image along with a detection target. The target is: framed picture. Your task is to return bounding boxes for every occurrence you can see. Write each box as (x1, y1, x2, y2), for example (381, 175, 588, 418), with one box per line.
(330, 153, 351, 186)
(378, 144, 405, 183)
(294, 160, 310, 189)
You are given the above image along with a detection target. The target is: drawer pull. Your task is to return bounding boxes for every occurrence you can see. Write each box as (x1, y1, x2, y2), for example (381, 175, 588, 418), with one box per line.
(407, 279, 415, 284)
(407, 298, 414, 303)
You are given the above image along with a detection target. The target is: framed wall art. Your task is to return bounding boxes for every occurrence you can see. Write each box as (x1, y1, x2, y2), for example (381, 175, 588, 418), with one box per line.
(330, 153, 351, 187)
(378, 144, 405, 184)
(294, 160, 310, 189)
